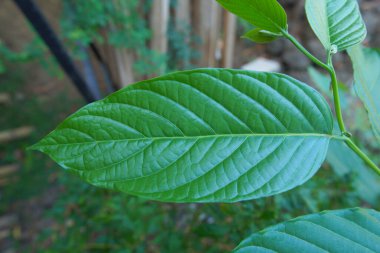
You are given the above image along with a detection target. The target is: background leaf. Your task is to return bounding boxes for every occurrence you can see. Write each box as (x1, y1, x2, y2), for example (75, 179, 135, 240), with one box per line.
(216, 0, 287, 33)
(305, 0, 366, 52)
(348, 46, 380, 142)
(32, 69, 334, 203)
(235, 208, 380, 252)
(327, 140, 380, 206)
(242, 29, 279, 44)
(307, 67, 349, 110)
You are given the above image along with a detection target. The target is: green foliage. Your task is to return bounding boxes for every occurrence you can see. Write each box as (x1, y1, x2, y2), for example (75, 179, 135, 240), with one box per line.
(0, 39, 61, 77)
(305, 0, 367, 52)
(234, 208, 380, 252)
(348, 46, 380, 142)
(61, 0, 149, 49)
(167, 23, 201, 71)
(217, 0, 287, 34)
(61, 0, 166, 76)
(31, 69, 334, 202)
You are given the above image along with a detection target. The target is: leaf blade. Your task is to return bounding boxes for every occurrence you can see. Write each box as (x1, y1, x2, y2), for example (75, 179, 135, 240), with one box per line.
(348, 46, 380, 142)
(216, 0, 287, 33)
(235, 208, 380, 252)
(32, 69, 334, 203)
(305, 0, 367, 52)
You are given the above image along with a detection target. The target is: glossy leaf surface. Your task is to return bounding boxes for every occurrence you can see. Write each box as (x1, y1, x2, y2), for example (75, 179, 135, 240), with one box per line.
(216, 0, 287, 33)
(235, 208, 380, 252)
(32, 69, 333, 203)
(305, 0, 367, 52)
(348, 46, 380, 142)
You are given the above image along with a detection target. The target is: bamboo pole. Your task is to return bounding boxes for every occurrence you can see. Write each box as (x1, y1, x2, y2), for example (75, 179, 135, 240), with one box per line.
(222, 11, 237, 68)
(150, 0, 170, 74)
(0, 164, 19, 177)
(0, 126, 34, 143)
(193, 0, 222, 67)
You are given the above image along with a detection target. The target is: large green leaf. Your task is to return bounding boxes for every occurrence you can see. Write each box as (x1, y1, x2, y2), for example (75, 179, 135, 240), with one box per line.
(305, 0, 367, 52)
(31, 69, 334, 203)
(234, 208, 380, 252)
(348, 46, 380, 142)
(216, 0, 287, 33)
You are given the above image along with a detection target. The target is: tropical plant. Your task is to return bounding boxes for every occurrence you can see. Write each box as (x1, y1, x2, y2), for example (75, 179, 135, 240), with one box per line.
(31, 0, 380, 251)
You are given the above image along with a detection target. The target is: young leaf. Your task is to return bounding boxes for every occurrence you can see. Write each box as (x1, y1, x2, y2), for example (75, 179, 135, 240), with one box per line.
(348, 45, 380, 142)
(216, 0, 287, 33)
(242, 28, 280, 44)
(31, 69, 334, 203)
(305, 0, 367, 52)
(235, 208, 380, 252)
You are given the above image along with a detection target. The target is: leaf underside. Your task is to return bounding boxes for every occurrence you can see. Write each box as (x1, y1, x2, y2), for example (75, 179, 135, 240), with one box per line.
(235, 208, 380, 253)
(305, 0, 367, 52)
(216, 0, 287, 33)
(32, 69, 333, 203)
(348, 46, 380, 142)
(242, 29, 279, 44)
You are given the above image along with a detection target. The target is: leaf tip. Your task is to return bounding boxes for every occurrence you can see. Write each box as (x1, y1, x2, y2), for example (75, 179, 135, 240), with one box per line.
(27, 140, 45, 152)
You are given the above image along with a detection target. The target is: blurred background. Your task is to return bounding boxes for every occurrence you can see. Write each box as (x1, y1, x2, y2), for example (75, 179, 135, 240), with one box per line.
(0, 0, 379, 252)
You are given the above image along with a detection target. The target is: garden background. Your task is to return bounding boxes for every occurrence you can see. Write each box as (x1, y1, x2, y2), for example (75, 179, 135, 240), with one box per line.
(0, 0, 380, 252)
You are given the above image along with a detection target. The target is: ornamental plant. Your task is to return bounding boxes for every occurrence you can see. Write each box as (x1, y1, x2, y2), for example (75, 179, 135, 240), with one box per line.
(31, 0, 380, 251)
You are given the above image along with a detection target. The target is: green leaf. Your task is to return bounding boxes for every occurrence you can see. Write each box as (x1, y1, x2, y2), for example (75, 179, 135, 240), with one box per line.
(348, 45, 380, 142)
(216, 0, 287, 33)
(242, 29, 280, 44)
(234, 208, 380, 252)
(31, 69, 334, 203)
(327, 140, 380, 205)
(305, 0, 367, 52)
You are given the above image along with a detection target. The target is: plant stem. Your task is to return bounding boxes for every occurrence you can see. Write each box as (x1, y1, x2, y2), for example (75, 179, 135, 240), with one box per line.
(345, 138, 380, 176)
(327, 54, 347, 134)
(283, 31, 380, 176)
(282, 31, 348, 134)
(281, 32, 330, 72)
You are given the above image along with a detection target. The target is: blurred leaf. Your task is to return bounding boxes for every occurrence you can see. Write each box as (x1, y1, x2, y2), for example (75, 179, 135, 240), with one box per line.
(32, 69, 333, 203)
(305, 0, 367, 52)
(242, 28, 280, 43)
(235, 208, 380, 252)
(307, 67, 348, 109)
(327, 140, 380, 205)
(348, 46, 380, 142)
(308, 67, 331, 96)
(216, 0, 287, 33)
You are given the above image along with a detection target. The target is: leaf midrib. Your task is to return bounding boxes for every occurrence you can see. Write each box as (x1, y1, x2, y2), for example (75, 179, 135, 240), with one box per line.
(33, 133, 341, 148)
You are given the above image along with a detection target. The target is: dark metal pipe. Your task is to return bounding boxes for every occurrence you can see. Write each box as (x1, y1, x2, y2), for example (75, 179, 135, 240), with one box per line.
(13, 0, 96, 103)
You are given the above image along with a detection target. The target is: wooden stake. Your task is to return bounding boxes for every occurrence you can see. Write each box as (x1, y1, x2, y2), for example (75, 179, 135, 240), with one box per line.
(175, 0, 190, 29)
(114, 48, 135, 87)
(193, 0, 222, 67)
(222, 11, 237, 68)
(0, 164, 19, 177)
(150, 0, 170, 74)
(0, 126, 34, 143)
(0, 93, 11, 105)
